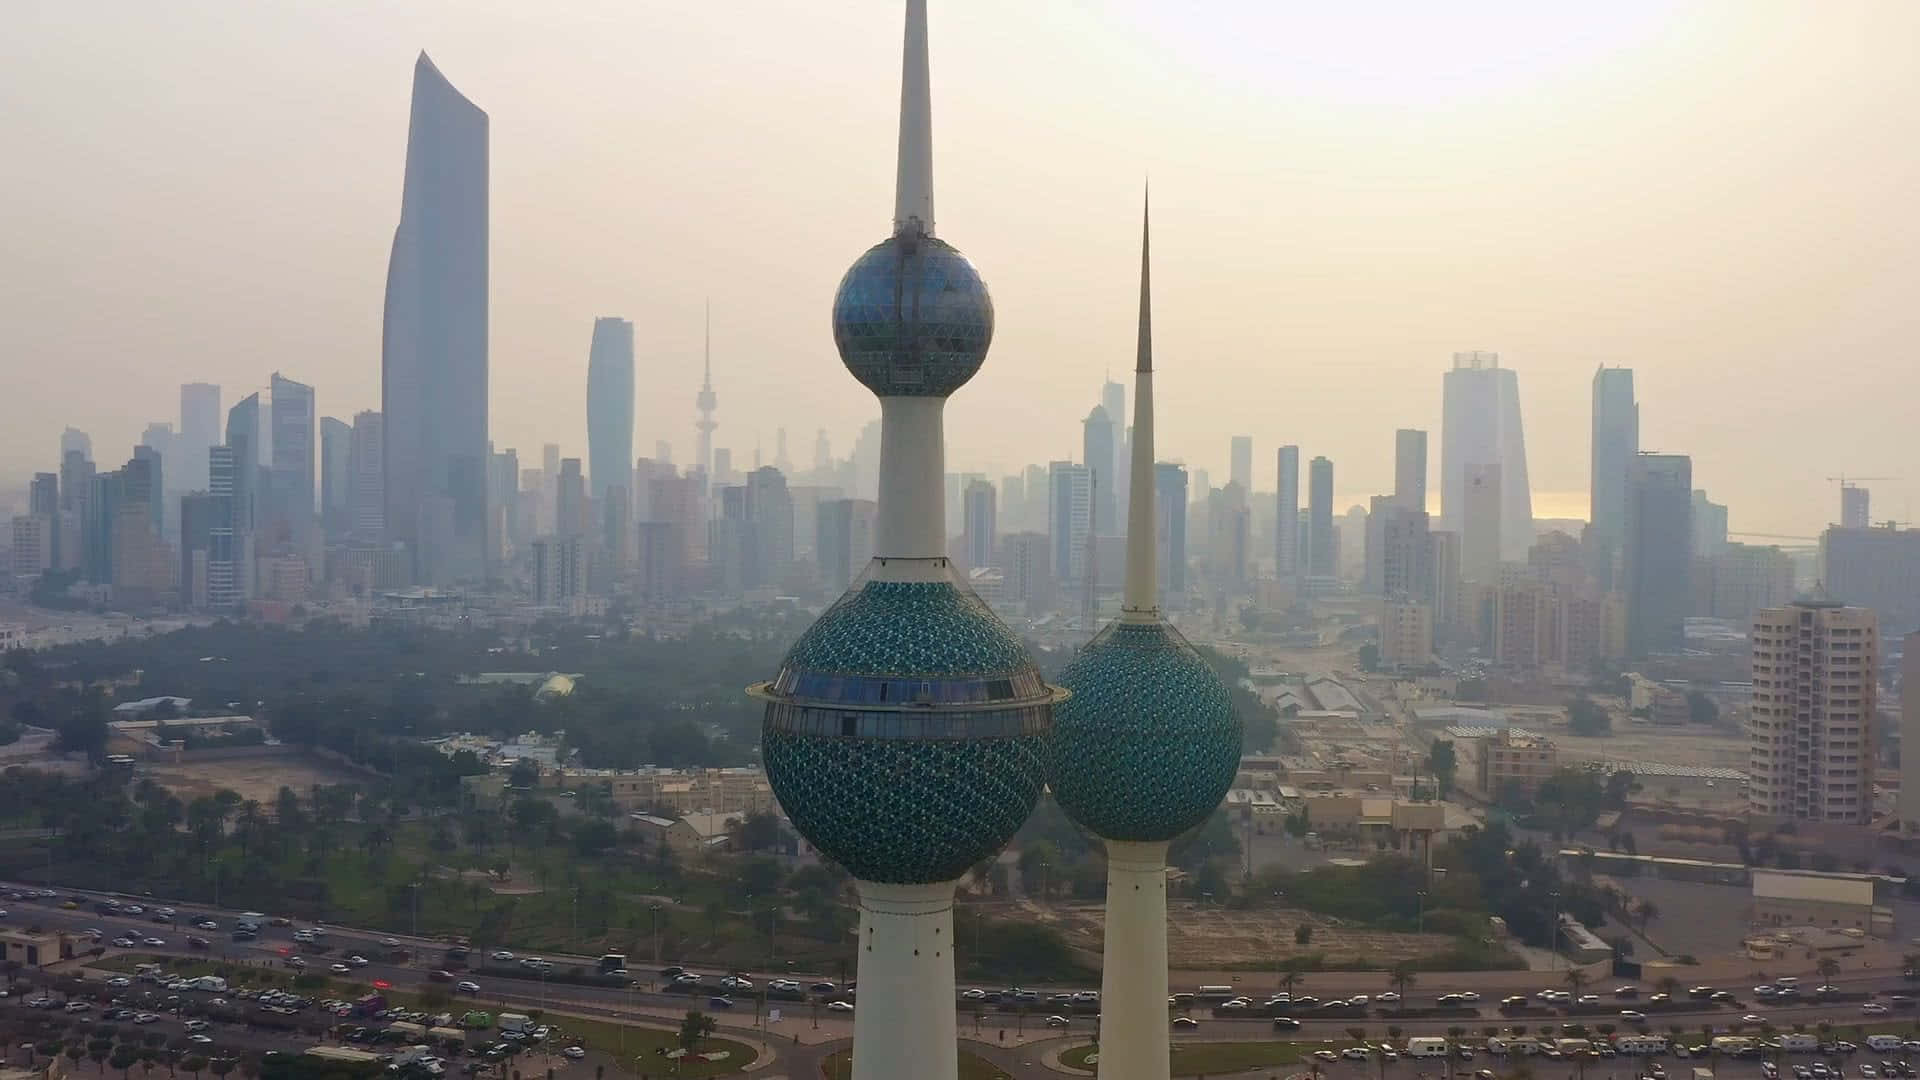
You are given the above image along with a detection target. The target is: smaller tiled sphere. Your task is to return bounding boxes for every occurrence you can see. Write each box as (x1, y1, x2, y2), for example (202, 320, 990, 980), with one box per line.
(832, 234, 993, 398)
(1047, 621, 1241, 843)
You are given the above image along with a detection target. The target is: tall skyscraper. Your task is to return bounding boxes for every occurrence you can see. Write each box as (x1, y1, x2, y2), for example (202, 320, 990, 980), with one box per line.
(1083, 405, 1117, 535)
(1049, 461, 1091, 585)
(348, 411, 385, 539)
(1589, 366, 1638, 570)
(694, 303, 718, 490)
(1102, 379, 1127, 526)
(1394, 428, 1427, 512)
(320, 417, 351, 538)
(555, 458, 587, 540)
(179, 383, 221, 493)
(206, 444, 239, 607)
(587, 316, 635, 504)
(1901, 631, 1920, 833)
(1051, 195, 1240, 1080)
(1440, 351, 1532, 561)
(269, 372, 315, 556)
(961, 479, 995, 570)
(383, 52, 489, 584)
(1747, 598, 1877, 823)
(1841, 484, 1871, 529)
(1461, 463, 1502, 585)
(1229, 435, 1252, 494)
(1154, 462, 1187, 602)
(1821, 524, 1920, 634)
(60, 427, 92, 465)
(1624, 452, 1693, 658)
(226, 393, 262, 545)
(1275, 446, 1299, 579)
(816, 498, 878, 593)
(749, 8, 1062, 1077)
(1691, 489, 1728, 558)
(1307, 455, 1334, 579)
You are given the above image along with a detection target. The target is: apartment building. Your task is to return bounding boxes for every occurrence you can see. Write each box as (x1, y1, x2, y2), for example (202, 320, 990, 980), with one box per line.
(1747, 599, 1877, 824)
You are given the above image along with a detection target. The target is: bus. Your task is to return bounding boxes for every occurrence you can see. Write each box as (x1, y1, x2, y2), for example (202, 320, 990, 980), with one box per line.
(597, 953, 627, 975)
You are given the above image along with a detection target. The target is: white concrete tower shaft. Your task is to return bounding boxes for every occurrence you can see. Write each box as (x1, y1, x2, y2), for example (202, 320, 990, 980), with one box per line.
(1121, 187, 1157, 623)
(894, 0, 934, 237)
(850, 881, 961, 1080)
(1099, 839, 1172, 1080)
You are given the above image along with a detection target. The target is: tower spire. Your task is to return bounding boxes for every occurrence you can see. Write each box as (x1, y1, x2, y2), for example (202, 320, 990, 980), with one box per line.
(893, 0, 935, 236)
(1122, 184, 1158, 621)
(702, 299, 712, 386)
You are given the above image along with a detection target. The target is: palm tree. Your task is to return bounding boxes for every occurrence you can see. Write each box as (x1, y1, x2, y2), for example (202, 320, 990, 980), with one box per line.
(180, 1055, 207, 1080)
(1279, 969, 1305, 999)
(675, 1011, 716, 1057)
(1563, 967, 1589, 998)
(1390, 962, 1417, 1012)
(1656, 975, 1681, 998)
(1816, 957, 1842, 984)
(1637, 900, 1660, 934)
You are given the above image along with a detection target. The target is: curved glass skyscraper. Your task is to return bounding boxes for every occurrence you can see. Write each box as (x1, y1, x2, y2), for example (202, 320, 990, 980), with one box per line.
(383, 52, 489, 584)
(587, 316, 635, 504)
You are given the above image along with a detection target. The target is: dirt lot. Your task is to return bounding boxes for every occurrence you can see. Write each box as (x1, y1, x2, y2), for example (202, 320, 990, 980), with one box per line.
(1033, 899, 1457, 969)
(139, 753, 368, 806)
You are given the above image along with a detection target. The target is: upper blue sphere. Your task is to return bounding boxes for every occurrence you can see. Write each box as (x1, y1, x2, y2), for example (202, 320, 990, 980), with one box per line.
(832, 233, 993, 397)
(1046, 620, 1242, 843)
(754, 577, 1059, 884)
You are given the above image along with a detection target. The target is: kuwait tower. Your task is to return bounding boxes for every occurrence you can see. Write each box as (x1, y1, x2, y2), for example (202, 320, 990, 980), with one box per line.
(1047, 193, 1243, 1080)
(748, 4, 1065, 1080)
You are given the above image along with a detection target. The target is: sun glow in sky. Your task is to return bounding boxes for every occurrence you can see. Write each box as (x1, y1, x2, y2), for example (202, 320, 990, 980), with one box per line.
(2, 1, 1916, 535)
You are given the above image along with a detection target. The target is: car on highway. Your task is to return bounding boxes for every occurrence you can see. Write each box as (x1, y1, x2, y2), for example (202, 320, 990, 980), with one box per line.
(1742, 1014, 1767, 1025)
(1578, 994, 1601, 1005)
(134, 1013, 159, 1025)
(1311, 1051, 1339, 1064)
(491, 950, 514, 961)
(960, 988, 987, 1000)
(810, 981, 837, 994)
(192, 918, 218, 930)
(453, 980, 479, 993)
(1045, 1016, 1070, 1028)
(1172, 1017, 1197, 1029)
(1342, 1048, 1371, 1061)
(671, 973, 700, 987)
(1500, 995, 1528, 1008)
(827, 1000, 854, 1013)
(106, 977, 131, 989)
(346, 954, 368, 967)
(1272, 1017, 1301, 1031)
(1614, 985, 1640, 998)
(769, 979, 802, 994)
(708, 996, 734, 1010)
(1377, 991, 1399, 1004)
(123, 905, 144, 915)
(187, 936, 209, 950)
(1864, 1003, 1892, 1016)
(183, 1021, 210, 1033)
(63, 1001, 89, 1013)
(141, 937, 165, 948)
(330, 964, 351, 974)
(1619, 1010, 1647, 1022)
(718, 975, 754, 991)
(186, 1035, 212, 1046)
(428, 970, 452, 982)
(561, 1048, 585, 1060)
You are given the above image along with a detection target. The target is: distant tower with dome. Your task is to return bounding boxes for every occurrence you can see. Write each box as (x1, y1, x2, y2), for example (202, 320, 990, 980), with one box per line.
(746, 5, 1066, 1080)
(1046, 191, 1243, 1080)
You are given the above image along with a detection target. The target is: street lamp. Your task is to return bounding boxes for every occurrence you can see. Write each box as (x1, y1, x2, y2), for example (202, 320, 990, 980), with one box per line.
(1417, 891, 1428, 935)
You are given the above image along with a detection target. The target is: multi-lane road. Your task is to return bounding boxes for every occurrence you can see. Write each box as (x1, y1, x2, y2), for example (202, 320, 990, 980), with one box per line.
(8, 880, 1920, 1048)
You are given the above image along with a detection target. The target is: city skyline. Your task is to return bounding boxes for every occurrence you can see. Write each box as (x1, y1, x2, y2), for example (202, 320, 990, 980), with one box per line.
(5, 4, 1919, 536)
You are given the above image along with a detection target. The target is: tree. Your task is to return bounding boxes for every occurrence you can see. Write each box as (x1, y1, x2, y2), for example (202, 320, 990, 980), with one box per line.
(1567, 695, 1611, 737)
(111, 1047, 139, 1080)
(1816, 956, 1841, 983)
(508, 759, 540, 789)
(1637, 900, 1659, 933)
(676, 1011, 716, 1056)
(1426, 741, 1457, 799)
(1563, 968, 1589, 998)
(180, 1056, 207, 1080)
(1389, 962, 1416, 1010)
(1686, 691, 1718, 725)
(733, 810, 785, 853)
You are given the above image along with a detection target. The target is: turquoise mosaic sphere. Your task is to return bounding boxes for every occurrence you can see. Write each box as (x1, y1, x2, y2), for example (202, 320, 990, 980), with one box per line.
(1047, 620, 1241, 842)
(832, 234, 993, 398)
(755, 578, 1059, 884)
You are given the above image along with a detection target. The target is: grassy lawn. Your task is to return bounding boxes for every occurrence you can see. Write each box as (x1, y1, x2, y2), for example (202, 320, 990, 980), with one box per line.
(1059, 1041, 1304, 1076)
(820, 1049, 1010, 1080)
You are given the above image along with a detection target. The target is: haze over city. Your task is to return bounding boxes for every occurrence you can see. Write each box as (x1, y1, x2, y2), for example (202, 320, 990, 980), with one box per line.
(6, 1, 1919, 535)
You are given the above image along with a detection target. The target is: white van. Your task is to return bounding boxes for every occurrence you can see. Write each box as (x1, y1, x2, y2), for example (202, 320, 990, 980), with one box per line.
(1866, 1035, 1905, 1052)
(191, 976, 227, 993)
(1778, 1035, 1818, 1053)
(1557, 1039, 1593, 1056)
(1406, 1038, 1449, 1059)
(1614, 1035, 1669, 1055)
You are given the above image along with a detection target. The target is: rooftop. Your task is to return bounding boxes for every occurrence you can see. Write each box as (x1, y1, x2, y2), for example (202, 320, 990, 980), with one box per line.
(1751, 869, 1875, 906)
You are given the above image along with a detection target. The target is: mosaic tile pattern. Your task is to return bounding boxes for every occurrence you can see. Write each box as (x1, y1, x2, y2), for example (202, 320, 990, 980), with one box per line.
(832, 234, 994, 398)
(777, 580, 1037, 682)
(763, 727, 1047, 883)
(1047, 620, 1242, 842)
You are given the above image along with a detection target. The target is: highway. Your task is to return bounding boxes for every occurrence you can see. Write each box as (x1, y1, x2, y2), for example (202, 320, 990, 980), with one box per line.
(8, 880, 1920, 1046)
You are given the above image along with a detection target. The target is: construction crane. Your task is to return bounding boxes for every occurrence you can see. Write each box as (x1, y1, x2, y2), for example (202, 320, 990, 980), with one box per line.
(1826, 475, 1897, 528)
(1727, 531, 1819, 542)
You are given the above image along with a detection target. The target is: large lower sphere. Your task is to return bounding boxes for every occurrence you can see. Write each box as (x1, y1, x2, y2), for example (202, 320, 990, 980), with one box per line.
(1047, 620, 1242, 842)
(832, 233, 993, 398)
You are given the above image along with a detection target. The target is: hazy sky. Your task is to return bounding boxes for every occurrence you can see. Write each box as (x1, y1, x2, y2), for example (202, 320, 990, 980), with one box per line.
(4, 1, 1917, 537)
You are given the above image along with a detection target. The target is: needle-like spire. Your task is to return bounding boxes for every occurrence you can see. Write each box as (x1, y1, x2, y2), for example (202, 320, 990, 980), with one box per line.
(1122, 185, 1157, 620)
(893, 0, 935, 236)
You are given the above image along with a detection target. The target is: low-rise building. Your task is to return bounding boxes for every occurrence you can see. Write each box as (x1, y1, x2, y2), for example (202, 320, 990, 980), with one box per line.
(1750, 868, 1892, 937)
(0, 928, 66, 967)
(1450, 725, 1558, 801)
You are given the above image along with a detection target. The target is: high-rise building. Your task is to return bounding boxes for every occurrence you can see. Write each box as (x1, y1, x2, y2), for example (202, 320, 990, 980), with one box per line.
(269, 372, 315, 557)
(555, 459, 587, 540)
(383, 52, 489, 584)
(1822, 525, 1920, 635)
(1441, 352, 1532, 561)
(587, 316, 635, 504)
(206, 445, 240, 607)
(1901, 631, 1920, 833)
(960, 479, 995, 571)
(1460, 463, 1502, 586)
(1229, 435, 1252, 494)
(532, 536, 586, 606)
(997, 474, 1025, 533)
(748, 8, 1062, 1076)
(1366, 497, 1431, 600)
(745, 465, 794, 585)
(225, 393, 262, 550)
(815, 497, 878, 593)
(348, 411, 384, 540)
(139, 423, 176, 537)
(178, 492, 220, 608)
(1841, 484, 1871, 529)
(1748, 599, 1877, 823)
(488, 446, 520, 559)
(1624, 453, 1693, 658)
(1589, 366, 1638, 581)
(1000, 531, 1052, 613)
(1050, 195, 1240, 1080)
(1698, 542, 1794, 624)
(1154, 462, 1187, 603)
(1049, 461, 1091, 586)
(1083, 406, 1117, 535)
(320, 417, 351, 539)
(1394, 428, 1427, 512)
(1275, 446, 1299, 579)
(179, 383, 221, 493)
(1306, 455, 1334, 579)
(10, 515, 54, 576)
(1380, 600, 1434, 669)
(60, 427, 92, 465)
(1429, 530, 1461, 632)
(1102, 379, 1127, 527)
(1692, 489, 1728, 558)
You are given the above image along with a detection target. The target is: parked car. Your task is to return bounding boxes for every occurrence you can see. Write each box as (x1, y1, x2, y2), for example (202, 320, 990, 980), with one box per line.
(457, 982, 481, 994)
(827, 1001, 854, 1013)
(561, 1048, 585, 1060)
